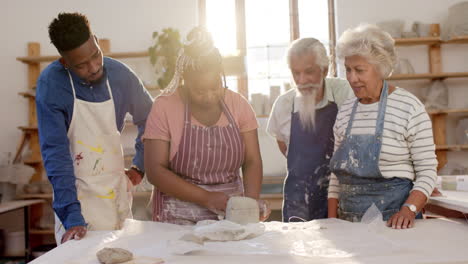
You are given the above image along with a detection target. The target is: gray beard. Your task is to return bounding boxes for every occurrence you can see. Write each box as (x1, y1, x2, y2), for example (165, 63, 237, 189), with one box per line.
(297, 89, 317, 131)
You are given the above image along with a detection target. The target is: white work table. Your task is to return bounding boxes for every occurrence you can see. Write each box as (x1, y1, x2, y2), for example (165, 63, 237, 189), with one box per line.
(0, 199, 44, 214)
(30, 217, 468, 264)
(0, 199, 44, 262)
(428, 190, 468, 214)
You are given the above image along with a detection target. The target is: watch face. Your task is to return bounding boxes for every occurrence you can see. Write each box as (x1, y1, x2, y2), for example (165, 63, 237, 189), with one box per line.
(409, 204, 417, 212)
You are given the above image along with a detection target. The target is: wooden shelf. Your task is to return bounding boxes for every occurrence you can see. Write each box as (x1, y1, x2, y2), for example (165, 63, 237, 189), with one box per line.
(18, 92, 36, 98)
(17, 193, 52, 199)
(262, 176, 285, 185)
(445, 35, 468, 44)
(428, 108, 468, 115)
(387, 72, 468, 80)
(436, 144, 468, 151)
(18, 126, 38, 133)
(30, 229, 54, 235)
(17, 51, 149, 64)
(394, 37, 441, 46)
(23, 159, 42, 166)
(394, 35, 468, 46)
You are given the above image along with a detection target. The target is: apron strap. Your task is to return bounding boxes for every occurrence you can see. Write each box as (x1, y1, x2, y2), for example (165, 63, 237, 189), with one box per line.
(291, 92, 296, 114)
(67, 70, 77, 99)
(374, 80, 389, 140)
(220, 99, 237, 127)
(344, 80, 389, 138)
(105, 78, 114, 101)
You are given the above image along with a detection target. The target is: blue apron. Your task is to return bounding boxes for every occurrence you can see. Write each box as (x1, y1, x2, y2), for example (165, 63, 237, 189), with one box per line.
(329, 81, 419, 222)
(283, 97, 338, 222)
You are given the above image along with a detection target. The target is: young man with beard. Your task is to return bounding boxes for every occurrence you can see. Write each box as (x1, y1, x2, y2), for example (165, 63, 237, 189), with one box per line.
(267, 38, 353, 222)
(36, 12, 153, 244)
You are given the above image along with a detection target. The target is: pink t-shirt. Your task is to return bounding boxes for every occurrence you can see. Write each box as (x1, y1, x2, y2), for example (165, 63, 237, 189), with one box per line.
(143, 89, 258, 160)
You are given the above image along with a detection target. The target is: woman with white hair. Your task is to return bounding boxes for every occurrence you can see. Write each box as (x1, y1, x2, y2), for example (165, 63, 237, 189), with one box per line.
(143, 27, 267, 224)
(328, 24, 437, 229)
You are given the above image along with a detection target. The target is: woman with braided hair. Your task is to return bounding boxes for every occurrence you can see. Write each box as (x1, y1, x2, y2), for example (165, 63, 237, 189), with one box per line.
(143, 27, 267, 224)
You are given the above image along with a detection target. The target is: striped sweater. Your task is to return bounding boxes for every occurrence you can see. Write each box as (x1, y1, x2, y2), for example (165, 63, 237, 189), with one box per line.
(328, 88, 437, 199)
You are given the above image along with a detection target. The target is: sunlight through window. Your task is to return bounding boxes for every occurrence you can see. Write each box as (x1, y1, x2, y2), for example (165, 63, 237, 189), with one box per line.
(206, 0, 237, 56)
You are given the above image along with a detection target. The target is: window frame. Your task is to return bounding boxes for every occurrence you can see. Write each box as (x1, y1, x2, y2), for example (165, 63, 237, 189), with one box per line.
(198, 0, 336, 97)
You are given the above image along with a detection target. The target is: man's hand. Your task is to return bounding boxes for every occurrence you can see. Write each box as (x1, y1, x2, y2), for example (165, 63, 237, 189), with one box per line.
(61, 225, 87, 244)
(125, 168, 143, 186)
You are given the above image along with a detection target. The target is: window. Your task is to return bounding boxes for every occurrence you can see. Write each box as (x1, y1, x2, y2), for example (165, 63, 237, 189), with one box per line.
(201, 0, 333, 114)
(299, 0, 329, 43)
(205, 0, 237, 56)
(245, 0, 290, 98)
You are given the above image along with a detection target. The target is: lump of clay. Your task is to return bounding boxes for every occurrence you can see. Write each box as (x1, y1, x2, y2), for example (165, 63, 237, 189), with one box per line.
(225, 196, 259, 225)
(96, 247, 133, 264)
(181, 220, 265, 243)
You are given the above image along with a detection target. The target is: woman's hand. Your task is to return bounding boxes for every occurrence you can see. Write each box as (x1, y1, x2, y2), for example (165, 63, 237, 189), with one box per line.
(258, 199, 271, 221)
(431, 187, 443, 197)
(387, 206, 416, 229)
(328, 198, 339, 218)
(203, 191, 230, 215)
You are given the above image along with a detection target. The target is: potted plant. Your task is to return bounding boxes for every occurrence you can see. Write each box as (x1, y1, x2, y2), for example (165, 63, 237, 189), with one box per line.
(148, 28, 182, 90)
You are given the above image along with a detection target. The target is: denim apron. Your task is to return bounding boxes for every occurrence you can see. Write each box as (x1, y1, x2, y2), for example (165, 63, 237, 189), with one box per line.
(329, 81, 416, 222)
(283, 97, 338, 222)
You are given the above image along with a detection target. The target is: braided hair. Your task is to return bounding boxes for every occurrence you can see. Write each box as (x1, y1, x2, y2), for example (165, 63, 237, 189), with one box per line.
(161, 27, 226, 96)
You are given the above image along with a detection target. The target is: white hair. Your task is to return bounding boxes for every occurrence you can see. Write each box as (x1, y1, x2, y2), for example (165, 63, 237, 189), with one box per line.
(286, 38, 329, 71)
(337, 24, 397, 78)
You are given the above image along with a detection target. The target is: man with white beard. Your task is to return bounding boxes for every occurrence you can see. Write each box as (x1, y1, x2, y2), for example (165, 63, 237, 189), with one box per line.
(267, 38, 353, 222)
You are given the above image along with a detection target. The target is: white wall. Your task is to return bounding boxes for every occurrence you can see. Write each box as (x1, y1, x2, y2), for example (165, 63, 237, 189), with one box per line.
(0, 0, 198, 165)
(335, 0, 468, 169)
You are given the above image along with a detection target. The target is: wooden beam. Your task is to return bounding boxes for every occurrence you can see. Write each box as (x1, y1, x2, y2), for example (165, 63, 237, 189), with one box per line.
(289, 0, 300, 41)
(198, 0, 206, 27)
(235, 0, 248, 98)
(27, 43, 40, 128)
(27, 43, 40, 90)
(99, 38, 111, 53)
(429, 24, 442, 74)
(432, 114, 447, 171)
(427, 25, 446, 171)
(328, 0, 337, 77)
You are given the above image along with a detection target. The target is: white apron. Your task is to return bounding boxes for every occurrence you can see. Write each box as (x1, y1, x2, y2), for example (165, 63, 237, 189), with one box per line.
(54, 71, 132, 244)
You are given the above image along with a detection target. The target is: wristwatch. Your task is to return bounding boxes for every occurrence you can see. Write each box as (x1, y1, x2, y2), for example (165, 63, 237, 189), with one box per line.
(402, 203, 418, 214)
(130, 165, 144, 177)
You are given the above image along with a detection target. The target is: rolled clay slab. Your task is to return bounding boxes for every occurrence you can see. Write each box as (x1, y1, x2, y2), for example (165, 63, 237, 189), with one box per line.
(97, 247, 133, 264)
(225, 196, 260, 225)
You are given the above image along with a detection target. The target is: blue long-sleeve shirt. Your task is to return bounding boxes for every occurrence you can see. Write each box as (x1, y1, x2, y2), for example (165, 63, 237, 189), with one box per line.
(36, 57, 153, 229)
